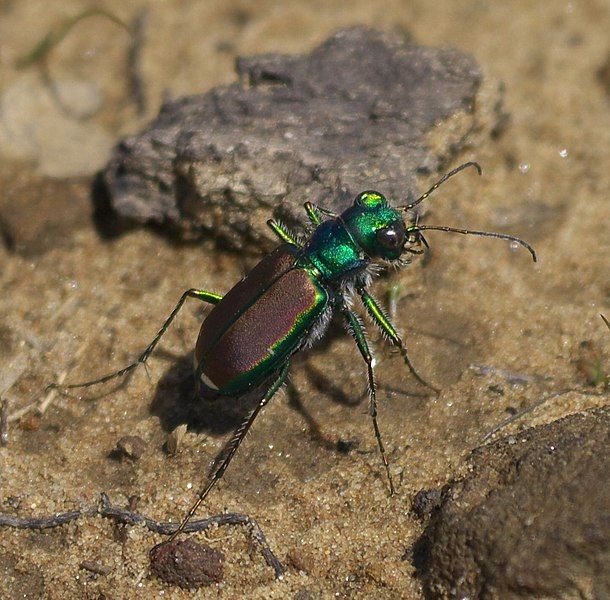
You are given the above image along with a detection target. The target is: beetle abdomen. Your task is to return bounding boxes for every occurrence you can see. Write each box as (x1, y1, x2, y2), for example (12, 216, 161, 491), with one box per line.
(196, 245, 328, 395)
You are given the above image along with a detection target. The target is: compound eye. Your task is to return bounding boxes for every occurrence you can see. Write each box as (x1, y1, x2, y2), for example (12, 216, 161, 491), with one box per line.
(376, 222, 405, 250)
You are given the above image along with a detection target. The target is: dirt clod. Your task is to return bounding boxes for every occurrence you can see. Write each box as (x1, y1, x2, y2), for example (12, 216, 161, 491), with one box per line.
(411, 489, 442, 521)
(149, 539, 224, 588)
(415, 407, 610, 599)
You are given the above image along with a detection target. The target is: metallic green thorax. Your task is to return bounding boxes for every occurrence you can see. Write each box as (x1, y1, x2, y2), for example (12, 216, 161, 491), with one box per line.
(300, 191, 404, 279)
(299, 219, 365, 280)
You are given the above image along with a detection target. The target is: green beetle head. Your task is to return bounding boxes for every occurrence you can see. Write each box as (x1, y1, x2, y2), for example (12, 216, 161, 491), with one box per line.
(342, 191, 412, 261)
(341, 163, 537, 266)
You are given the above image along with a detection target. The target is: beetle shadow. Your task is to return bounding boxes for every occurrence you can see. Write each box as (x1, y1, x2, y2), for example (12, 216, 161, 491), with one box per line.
(297, 317, 368, 407)
(148, 345, 359, 441)
(303, 361, 366, 407)
(149, 355, 358, 472)
(283, 375, 331, 450)
(149, 351, 263, 436)
(295, 316, 432, 407)
(148, 311, 432, 447)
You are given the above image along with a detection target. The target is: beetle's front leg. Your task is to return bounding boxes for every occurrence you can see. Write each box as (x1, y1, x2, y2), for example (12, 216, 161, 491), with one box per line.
(340, 301, 395, 496)
(357, 286, 440, 394)
(303, 202, 322, 226)
(266, 219, 301, 246)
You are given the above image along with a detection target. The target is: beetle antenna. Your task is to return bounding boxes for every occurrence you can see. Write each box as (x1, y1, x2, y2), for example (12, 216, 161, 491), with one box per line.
(413, 225, 537, 262)
(402, 161, 482, 210)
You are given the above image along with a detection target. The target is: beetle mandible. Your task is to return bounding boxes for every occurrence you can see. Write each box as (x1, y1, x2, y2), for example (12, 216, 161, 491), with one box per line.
(50, 161, 536, 541)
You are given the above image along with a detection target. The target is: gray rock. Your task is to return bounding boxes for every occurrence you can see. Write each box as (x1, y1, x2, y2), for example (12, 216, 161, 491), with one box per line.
(414, 407, 610, 599)
(103, 27, 481, 249)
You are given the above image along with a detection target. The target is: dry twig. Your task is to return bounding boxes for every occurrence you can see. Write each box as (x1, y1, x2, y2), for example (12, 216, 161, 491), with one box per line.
(0, 492, 284, 578)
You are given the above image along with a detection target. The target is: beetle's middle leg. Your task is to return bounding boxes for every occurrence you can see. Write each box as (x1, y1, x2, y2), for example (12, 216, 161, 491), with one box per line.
(49, 288, 223, 392)
(357, 286, 440, 394)
(167, 360, 291, 542)
(303, 201, 339, 225)
(341, 303, 395, 496)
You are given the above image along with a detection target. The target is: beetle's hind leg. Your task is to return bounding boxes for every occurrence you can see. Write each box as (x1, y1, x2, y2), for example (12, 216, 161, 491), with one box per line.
(357, 286, 440, 395)
(49, 288, 223, 393)
(341, 303, 395, 496)
(166, 361, 291, 542)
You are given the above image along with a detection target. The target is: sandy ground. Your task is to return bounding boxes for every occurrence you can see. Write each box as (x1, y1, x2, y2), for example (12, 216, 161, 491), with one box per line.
(0, 1, 608, 598)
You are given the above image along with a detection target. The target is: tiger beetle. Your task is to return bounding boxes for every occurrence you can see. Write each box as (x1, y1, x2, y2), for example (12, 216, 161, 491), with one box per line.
(49, 161, 536, 543)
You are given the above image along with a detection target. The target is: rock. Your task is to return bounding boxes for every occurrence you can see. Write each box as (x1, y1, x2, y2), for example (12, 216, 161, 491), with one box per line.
(414, 407, 610, 599)
(103, 27, 481, 249)
(149, 539, 224, 588)
(411, 489, 442, 521)
(115, 435, 147, 460)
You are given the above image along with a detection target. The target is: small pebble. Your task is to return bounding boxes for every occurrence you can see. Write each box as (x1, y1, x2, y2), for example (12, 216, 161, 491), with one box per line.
(150, 539, 224, 588)
(79, 560, 112, 576)
(166, 424, 188, 455)
(411, 489, 442, 520)
(115, 435, 147, 460)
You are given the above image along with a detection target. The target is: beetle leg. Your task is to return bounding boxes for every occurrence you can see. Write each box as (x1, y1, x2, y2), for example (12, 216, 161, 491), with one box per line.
(357, 286, 440, 395)
(266, 219, 300, 246)
(341, 304, 395, 496)
(304, 201, 339, 224)
(168, 361, 291, 542)
(49, 289, 223, 392)
(303, 202, 323, 226)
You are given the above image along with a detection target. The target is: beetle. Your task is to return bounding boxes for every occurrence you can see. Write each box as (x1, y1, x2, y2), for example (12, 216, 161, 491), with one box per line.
(49, 162, 536, 541)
